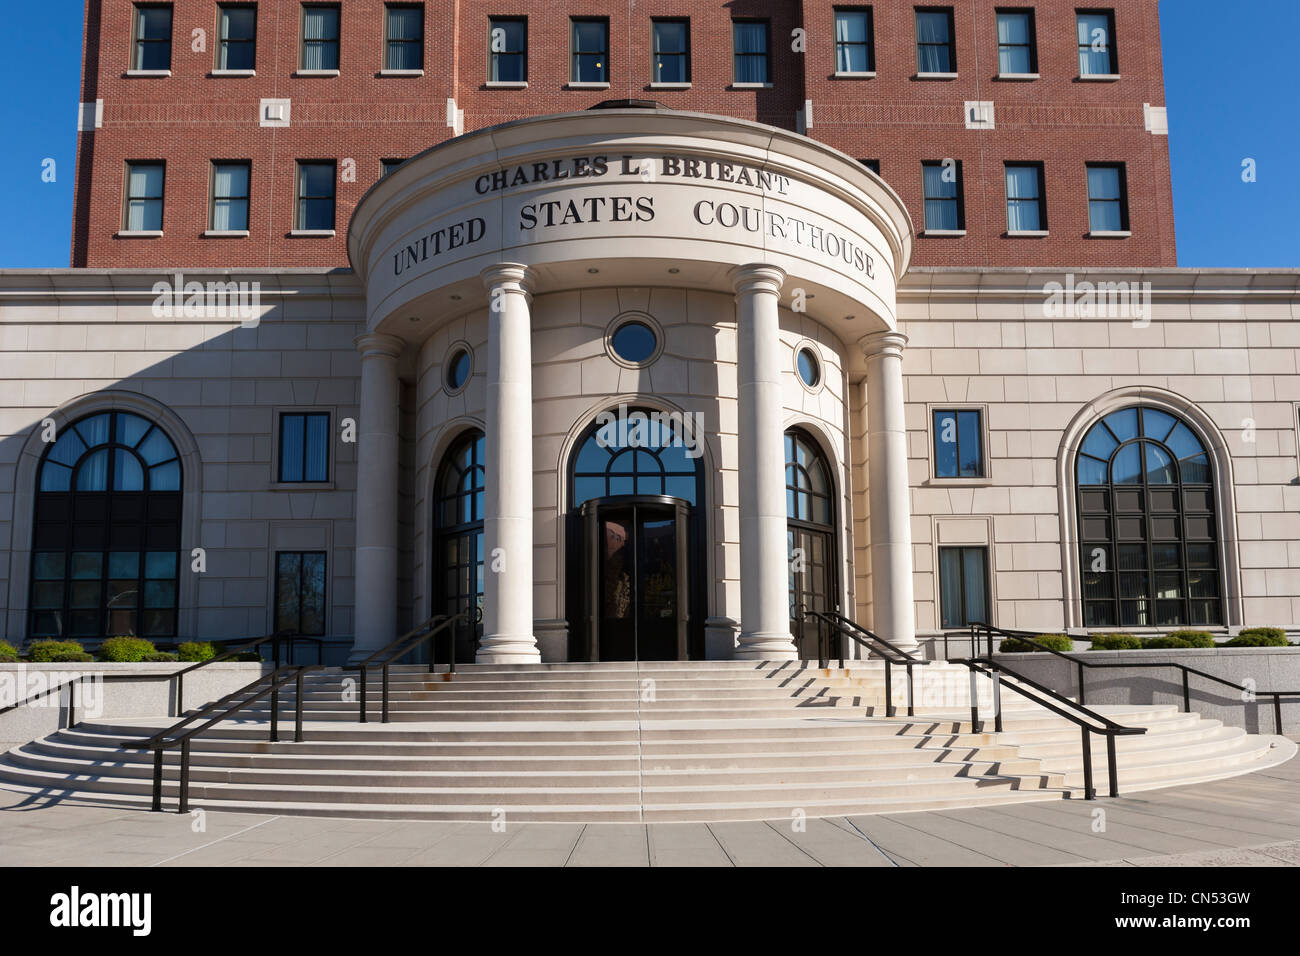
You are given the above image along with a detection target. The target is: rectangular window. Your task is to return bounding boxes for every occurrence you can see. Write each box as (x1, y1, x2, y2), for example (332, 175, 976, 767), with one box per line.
(922, 160, 963, 231)
(933, 409, 984, 478)
(489, 17, 527, 82)
(295, 160, 336, 231)
(915, 7, 955, 73)
(217, 3, 257, 70)
(732, 20, 770, 84)
(275, 551, 327, 636)
(381, 158, 406, 176)
(860, 159, 881, 175)
(124, 161, 165, 231)
(1005, 162, 1046, 232)
(384, 4, 423, 70)
(301, 3, 340, 70)
(133, 4, 173, 70)
(279, 412, 330, 482)
(210, 161, 250, 231)
(1087, 162, 1128, 231)
(834, 8, 874, 73)
(939, 546, 989, 628)
(571, 17, 608, 83)
(652, 19, 690, 83)
(996, 9, 1035, 74)
(1077, 9, 1117, 75)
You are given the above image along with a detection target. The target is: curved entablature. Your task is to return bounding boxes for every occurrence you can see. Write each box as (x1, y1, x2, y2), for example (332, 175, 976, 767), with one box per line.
(347, 108, 914, 343)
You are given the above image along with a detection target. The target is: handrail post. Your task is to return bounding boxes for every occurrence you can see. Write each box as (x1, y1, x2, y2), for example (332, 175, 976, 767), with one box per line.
(178, 739, 191, 813)
(294, 670, 305, 743)
(905, 663, 915, 717)
(1275, 693, 1284, 734)
(884, 660, 894, 718)
(270, 675, 280, 743)
(272, 632, 281, 669)
(382, 662, 391, 724)
(1182, 671, 1191, 712)
(1106, 734, 1119, 798)
(67, 679, 76, 728)
(969, 666, 981, 733)
(992, 669, 1004, 733)
(175, 672, 184, 718)
(1077, 661, 1087, 706)
(359, 665, 368, 723)
(1081, 727, 1095, 800)
(151, 748, 164, 812)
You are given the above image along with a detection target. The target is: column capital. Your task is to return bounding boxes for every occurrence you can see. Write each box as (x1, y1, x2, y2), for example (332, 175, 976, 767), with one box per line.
(728, 262, 786, 298)
(353, 331, 406, 360)
(859, 329, 908, 358)
(480, 262, 533, 294)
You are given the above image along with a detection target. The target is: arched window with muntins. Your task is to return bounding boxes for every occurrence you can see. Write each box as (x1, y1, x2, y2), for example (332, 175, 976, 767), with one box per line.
(570, 412, 701, 507)
(786, 429, 836, 657)
(30, 412, 182, 639)
(1076, 405, 1222, 628)
(432, 429, 485, 662)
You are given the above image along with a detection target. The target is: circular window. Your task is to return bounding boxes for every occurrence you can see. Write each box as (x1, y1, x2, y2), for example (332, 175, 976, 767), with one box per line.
(610, 321, 658, 365)
(796, 347, 821, 389)
(446, 347, 472, 392)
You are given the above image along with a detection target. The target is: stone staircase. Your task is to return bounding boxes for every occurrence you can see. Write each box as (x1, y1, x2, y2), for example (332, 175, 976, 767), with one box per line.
(0, 661, 1292, 822)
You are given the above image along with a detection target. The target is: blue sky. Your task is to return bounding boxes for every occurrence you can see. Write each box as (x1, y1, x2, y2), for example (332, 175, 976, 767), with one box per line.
(0, 0, 1295, 269)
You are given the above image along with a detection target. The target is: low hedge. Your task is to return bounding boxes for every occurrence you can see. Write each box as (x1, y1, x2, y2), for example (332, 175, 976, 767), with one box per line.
(177, 641, 218, 662)
(28, 640, 89, 663)
(999, 634, 1074, 653)
(1226, 627, 1290, 647)
(143, 652, 179, 662)
(1087, 633, 1144, 650)
(1149, 630, 1217, 649)
(0, 640, 20, 662)
(98, 636, 158, 662)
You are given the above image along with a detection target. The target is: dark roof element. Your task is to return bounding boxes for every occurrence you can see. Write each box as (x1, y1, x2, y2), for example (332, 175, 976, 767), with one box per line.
(588, 99, 669, 111)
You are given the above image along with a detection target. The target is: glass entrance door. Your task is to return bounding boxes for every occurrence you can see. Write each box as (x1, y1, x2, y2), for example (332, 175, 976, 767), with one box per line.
(581, 496, 689, 661)
(789, 525, 834, 658)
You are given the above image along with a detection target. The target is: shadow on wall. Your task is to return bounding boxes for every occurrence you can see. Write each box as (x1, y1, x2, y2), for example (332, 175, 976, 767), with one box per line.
(0, 273, 364, 666)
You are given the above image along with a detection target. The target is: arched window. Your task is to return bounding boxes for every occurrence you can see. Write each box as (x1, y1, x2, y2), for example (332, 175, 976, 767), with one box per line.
(433, 429, 485, 662)
(1076, 406, 1221, 627)
(30, 412, 182, 639)
(786, 429, 836, 657)
(570, 411, 701, 506)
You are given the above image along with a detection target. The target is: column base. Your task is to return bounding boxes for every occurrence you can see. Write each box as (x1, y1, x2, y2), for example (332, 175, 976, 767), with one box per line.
(476, 635, 542, 664)
(735, 631, 799, 661)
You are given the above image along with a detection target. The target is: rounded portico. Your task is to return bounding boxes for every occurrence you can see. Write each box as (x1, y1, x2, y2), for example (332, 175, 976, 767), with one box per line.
(346, 103, 916, 663)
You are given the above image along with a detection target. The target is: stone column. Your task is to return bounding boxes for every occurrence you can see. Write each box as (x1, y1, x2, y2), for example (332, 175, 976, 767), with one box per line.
(478, 264, 540, 663)
(861, 330, 918, 653)
(351, 332, 405, 659)
(730, 263, 798, 661)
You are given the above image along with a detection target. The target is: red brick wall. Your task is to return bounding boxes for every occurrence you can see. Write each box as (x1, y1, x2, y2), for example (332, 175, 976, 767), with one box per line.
(72, 0, 1176, 269)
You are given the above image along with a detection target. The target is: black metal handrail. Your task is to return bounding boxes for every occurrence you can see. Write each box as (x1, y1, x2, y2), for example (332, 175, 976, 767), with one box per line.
(342, 609, 477, 723)
(970, 621, 1300, 734)
(0, 629, 310, 727)
(951, 654, 1146, 799)
(121, 664, 321, 812)
(802, 609, 930, 717)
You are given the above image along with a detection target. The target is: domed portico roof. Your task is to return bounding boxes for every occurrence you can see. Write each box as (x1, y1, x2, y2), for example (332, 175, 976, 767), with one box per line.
(348, 107, 914, 355)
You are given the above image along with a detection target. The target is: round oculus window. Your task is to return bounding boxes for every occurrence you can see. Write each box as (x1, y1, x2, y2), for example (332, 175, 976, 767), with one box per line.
(796, 347, 821, 388)
(446, 348, 471, 391)
(610, 321, 658, 365)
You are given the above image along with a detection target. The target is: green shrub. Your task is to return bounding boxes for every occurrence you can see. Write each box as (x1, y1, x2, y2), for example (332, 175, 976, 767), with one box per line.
(1145, 636, 1192, 649)
(1226, 627, 1290, 648)
(1087, 633, 1144, 651)
(98, 636, 158, 662)
(177, 641, 218, 662)
(233, 651, 264, 662)
(28, 640, 89, 662)
(47, 649, 94, 663)
(999, 633, 1074, 653)
(0, 640, 20, 662)
(143, 652, 179, 662)
(1162, 630, 1216, 648)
